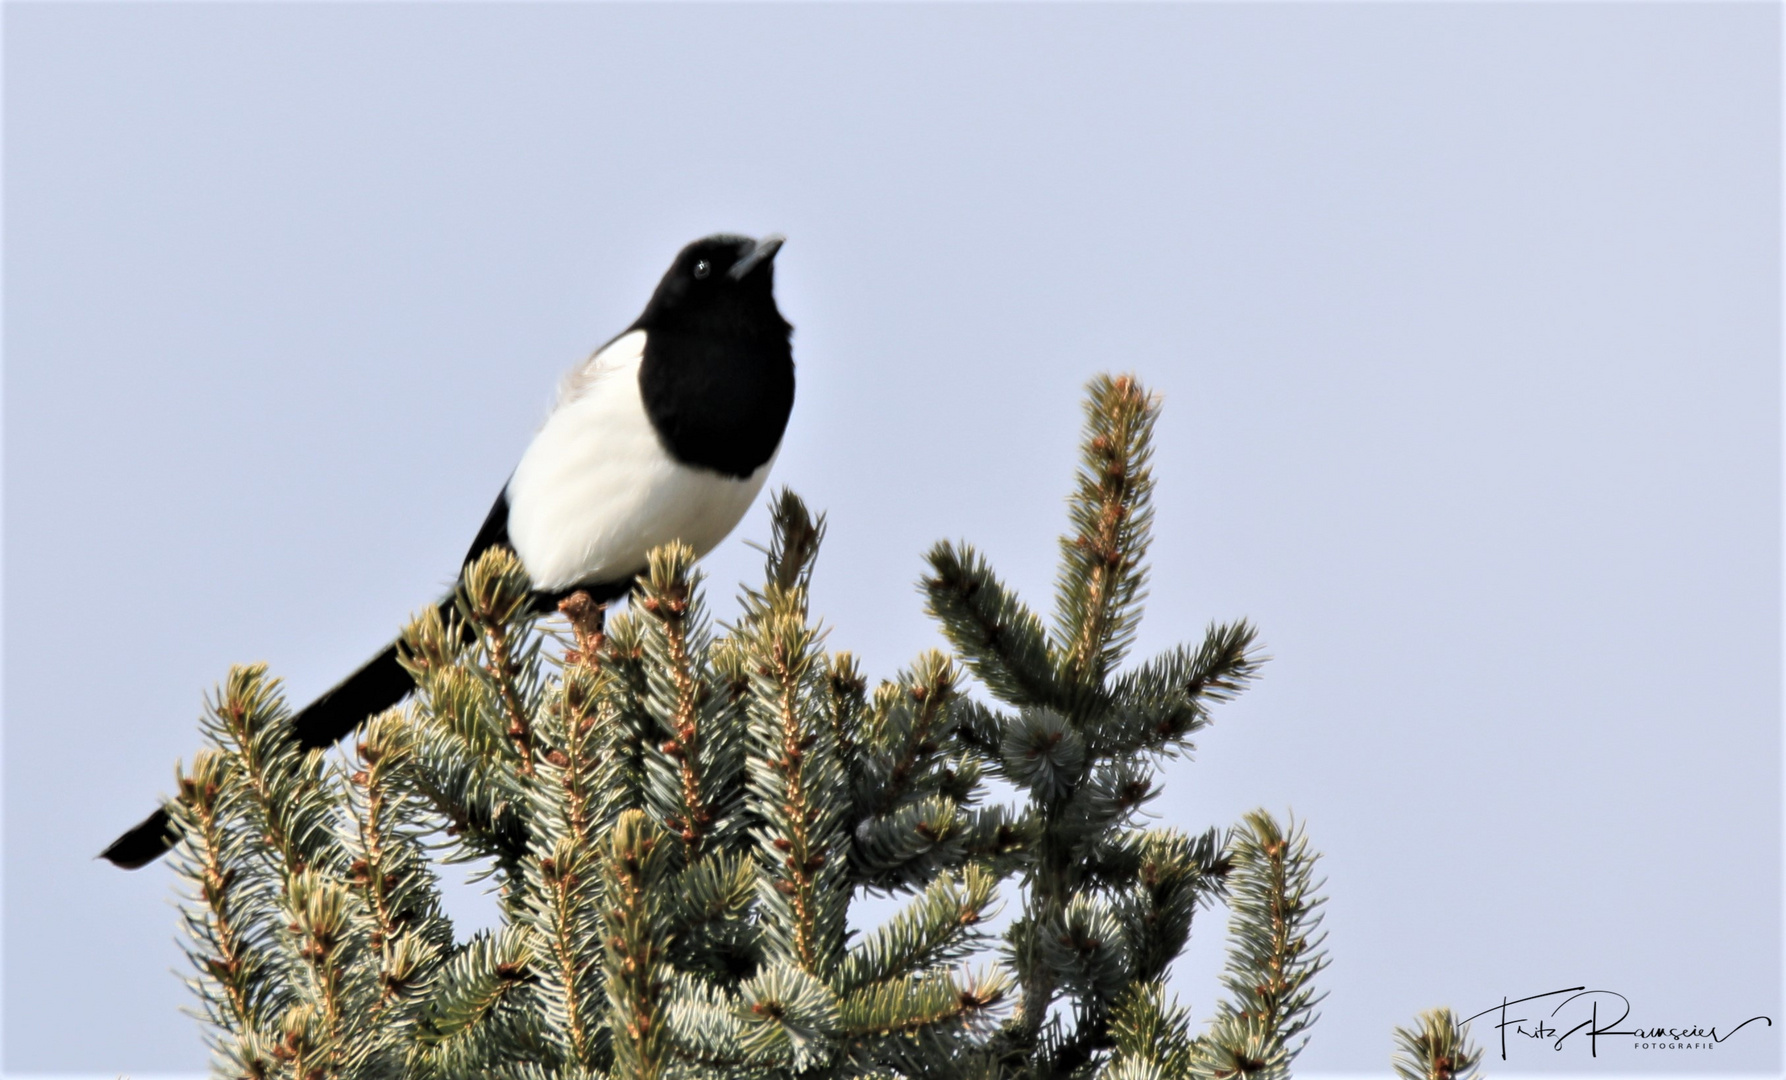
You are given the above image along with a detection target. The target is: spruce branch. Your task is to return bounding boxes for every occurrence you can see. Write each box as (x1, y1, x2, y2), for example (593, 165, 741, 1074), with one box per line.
(521, 643, 629, 1071)
(1055, 374, 1159, 695)
(283, 867, 363, 1071)
(192, 664, 376, 1076)
(534, 660, 622, 854)
(823, 651, 869, 784)
(1110, 829, 1228, 986)
(1193, 812, 1328, 1080)
(734, 961, 842, 1073)
(839, 867, 998, 993)
(849, 798, 1021, 895)
(661, 975, 777, 1072)
(1097, 623, 1265, 757)
(922, 543, 1060, 711)
(413, 927, 540, 1075)
(998, 709, 1087, 804)
(763, 487, 826, 598)
(602, 810, 675, 1080)
(1392, 1010, 1483, 1080)
(340, 709, 450, 1026)
(1109, 982, 1195, 1080)
(859, 651, 961, 817)
(273, 1002, 332, 1080)
(851, 794, 974, 886)
(947, 698, 1009, 762)
(198, 664, 341, 880)
(635, 544, 736, 864)
(738, 577, 847, 978)
(460, 547, 544, 776)
(840, 967, 1010, 1043)
(169, 749, 288, 1070)
(665, 851, 759, 984)
(595, 610, 657, 819)
(1054, 759, 1158, 857)
(400, 606, 532, 880)
(1042, 894, 1130, 1005)
(527, 833, 604, 1069)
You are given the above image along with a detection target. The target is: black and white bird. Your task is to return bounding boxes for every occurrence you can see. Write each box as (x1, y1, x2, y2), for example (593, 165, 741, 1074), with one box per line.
(102, 233, 795, 869)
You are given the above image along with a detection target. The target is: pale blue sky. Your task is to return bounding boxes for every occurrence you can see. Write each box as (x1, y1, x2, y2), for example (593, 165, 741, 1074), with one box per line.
(5, 3, 1780, 1074)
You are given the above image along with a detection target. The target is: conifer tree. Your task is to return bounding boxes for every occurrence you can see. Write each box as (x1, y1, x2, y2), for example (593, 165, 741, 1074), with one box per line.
(161, 373, 1480, 1080)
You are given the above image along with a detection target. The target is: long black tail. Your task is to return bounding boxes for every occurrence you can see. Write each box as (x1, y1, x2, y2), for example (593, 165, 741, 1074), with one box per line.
(99, 626, 427, 870)
(100, 806, 179, 870)
(104, 490, 530, 868)
(291, 640, 415, 749)
(100, 573, 634, 870)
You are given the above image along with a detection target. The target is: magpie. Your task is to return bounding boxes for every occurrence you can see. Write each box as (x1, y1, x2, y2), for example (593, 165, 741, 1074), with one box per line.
(101, 233, 794, 869)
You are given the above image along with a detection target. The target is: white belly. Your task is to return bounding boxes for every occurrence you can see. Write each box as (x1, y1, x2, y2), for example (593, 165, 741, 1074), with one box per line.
(504, 330, 773, 592)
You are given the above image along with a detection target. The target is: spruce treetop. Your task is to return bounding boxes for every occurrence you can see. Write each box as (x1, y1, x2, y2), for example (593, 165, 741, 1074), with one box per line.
(161, 373, 1478, 1080)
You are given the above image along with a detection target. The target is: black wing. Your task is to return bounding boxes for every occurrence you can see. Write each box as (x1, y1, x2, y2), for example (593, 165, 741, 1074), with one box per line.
(464, 486, 514, 567)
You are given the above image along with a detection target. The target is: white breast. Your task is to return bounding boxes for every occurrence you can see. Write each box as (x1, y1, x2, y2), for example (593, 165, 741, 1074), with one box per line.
(504, 330, 774, 593)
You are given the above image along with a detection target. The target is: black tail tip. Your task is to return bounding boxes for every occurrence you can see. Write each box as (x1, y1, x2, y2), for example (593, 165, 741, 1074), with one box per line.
(100, 806, 176, 870)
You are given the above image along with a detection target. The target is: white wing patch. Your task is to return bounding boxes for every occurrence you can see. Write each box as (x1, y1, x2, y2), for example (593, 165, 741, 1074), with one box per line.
(556, 329, 644, 408)
(505, 330, 772, 593)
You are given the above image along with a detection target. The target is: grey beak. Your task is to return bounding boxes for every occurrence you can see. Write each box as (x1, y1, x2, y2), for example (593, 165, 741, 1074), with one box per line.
(729, 234, 785, 280)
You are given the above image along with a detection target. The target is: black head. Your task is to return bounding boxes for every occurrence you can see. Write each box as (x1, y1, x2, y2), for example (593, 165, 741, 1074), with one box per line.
(635, 234, 796, 479)
(633, 234, 790, 340)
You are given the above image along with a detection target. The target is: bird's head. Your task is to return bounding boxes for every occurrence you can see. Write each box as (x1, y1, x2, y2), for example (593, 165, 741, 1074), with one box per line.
(635, 233, 790, 340)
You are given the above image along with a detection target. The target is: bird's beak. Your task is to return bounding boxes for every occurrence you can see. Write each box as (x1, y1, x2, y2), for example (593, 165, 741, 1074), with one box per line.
(729, 234, 785, 280)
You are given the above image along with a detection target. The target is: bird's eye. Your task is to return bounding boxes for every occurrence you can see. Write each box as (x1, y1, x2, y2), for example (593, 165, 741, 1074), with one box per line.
(693, 259, 712, 279)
